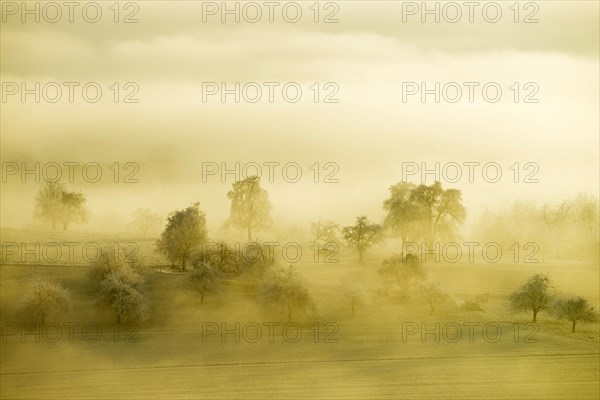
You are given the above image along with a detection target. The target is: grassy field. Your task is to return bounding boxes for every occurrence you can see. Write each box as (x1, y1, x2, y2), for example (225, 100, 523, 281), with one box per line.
(1, 230, 599, 399)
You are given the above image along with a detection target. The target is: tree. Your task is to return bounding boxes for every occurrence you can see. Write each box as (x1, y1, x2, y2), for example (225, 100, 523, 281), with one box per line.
(25, 278, 69, 325)
(543, 200, 571, 257)
(311, 220, 341, 258)
(383, 182, 419, 246)
(129, 208, 162, 237)
(258, 266, 315, 322)
(410, 182, 466, 249)
(421, 282, 448, 315)
(509, 273, 553, 323)
(311, 220, 341, 245)
(34, 180, 87, 231)
(342, 282, 367, 317)
(342, 216, 382, 262)
(226, 176, 272, 241)
(378, 253, 426, 292)
(99, 272, 148, 326)
(89, 249, 147, 326)
(552, 295, 598, 333)
(196, 242, 239, 274)
(185, 261, 223, 303)
(89, 249, 143, 288)
(156, 203, 207, 271)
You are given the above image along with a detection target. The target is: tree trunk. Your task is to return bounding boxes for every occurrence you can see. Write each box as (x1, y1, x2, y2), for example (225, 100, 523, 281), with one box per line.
(572, 320, 576, 333)
(533, 310, 538, 323)
(201, 292, 205, 303)
(247, 225, 252, 242)
(358, 248, 364, 263)
(288, 308, 292, 323)
(117, 314, 121, 326)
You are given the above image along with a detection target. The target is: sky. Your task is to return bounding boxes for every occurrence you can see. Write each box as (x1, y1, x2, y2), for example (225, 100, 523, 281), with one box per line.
(1, 0, 598, 234)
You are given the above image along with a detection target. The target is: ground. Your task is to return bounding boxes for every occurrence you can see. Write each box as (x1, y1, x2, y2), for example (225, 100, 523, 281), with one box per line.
(1, 230, 598, 399)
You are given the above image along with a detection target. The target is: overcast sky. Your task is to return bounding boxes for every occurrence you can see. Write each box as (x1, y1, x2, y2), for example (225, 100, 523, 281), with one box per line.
(1, 1, 598, 233)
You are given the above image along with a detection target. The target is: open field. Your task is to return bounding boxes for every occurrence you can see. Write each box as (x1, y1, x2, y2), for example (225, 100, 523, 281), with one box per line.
(1, 230, 599, 399)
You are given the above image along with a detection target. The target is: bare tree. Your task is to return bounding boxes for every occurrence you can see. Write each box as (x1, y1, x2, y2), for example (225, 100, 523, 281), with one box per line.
(383, 182, 419, 246)
(378, 254, 426, 292)
(410, 182, 466, 249)
(342, 216, 382, 262)
(185, 261, 223, 303)
(99, 273, 148, 326)
(509, 273, 553, 323)
(129, 208, 162, 237)
(226, 176, 272, 241)
(156, 203, 207, 271)
(552, 295, 598, 333)
(25, 278, 69, 325)
(258, 266, 315, 322)
(420, 282, 448, 315)
(342, 282, 368, 317)
(89, 249, 143, 287)
(311, 220, 341, 245)
(34, 180, 87, 231)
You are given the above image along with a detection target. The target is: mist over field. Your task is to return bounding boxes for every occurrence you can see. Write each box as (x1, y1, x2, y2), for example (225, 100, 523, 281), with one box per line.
(1, 1, 599, 399)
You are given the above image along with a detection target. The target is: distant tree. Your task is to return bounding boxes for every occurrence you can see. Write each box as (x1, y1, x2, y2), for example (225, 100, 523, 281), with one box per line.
(25, 278, 69, 325)
(99, 272, 148, 326)
(421, 282, 448, 315)
(89, 249, 143, 288)
(342, 216, 383, 262)
(34, 180, 87, 231)
(571, 194, 599, 234)
(509, 273, 554, 323)
(185, 261, 223, 303)
(226, 176, 272, 241)
(156, 203, 207, 271)
(342, 282, 368, 317)
(258, 266, 315, 322)
(311, 220, 341, 245)
(410, 182, 466, 249)
(129, 208, 162, 237)
(552, 295, 598, 333)
(196, 242, 239, 274)
(543, 200, 571, 257)
(378, 253, 426, 292)
(311, 220, 341, 258)
(383, 182, 419, 246)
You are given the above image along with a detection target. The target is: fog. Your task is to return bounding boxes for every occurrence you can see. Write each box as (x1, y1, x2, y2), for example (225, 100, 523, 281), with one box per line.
(1, 1, 599, 399)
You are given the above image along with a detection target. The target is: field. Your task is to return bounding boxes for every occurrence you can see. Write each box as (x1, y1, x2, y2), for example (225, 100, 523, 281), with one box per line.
(1, 230, 599, 399)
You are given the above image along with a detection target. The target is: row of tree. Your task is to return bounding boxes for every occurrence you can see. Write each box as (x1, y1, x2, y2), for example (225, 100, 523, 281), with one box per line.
(509, 273, 598, 332)
(477, 195, 599, 260)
